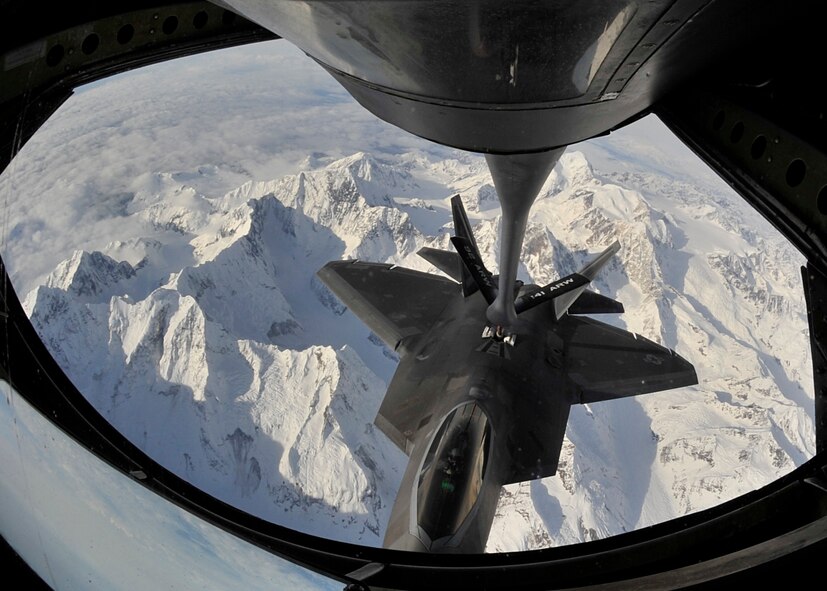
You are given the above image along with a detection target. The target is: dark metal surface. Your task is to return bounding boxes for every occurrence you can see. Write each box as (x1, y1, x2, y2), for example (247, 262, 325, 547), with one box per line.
(218, 0, 788, 154)
(218, 0, 643, 105)
(1, 1, 827, 589)
(803, 266, 827, 455)
(657, 91, 827, 277)
(318, 234, 696, 554)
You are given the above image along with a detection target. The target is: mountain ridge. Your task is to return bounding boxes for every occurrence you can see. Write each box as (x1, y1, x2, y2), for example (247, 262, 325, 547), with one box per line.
(24, 149, 814, 551)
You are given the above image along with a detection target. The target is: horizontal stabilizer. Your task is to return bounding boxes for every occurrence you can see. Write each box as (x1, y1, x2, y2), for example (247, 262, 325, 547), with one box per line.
(553, 241, 620, 319)
(417, 247, 462, 283)
(568, 290, 625, 315)
(513, 273, 590, 314)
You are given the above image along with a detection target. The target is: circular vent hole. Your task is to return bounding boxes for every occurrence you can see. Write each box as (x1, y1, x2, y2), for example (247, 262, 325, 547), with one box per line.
(786, 159, 806, 188)
(117, 24, 135, 45)
(81, 33, 100, 55)
(751, 135, 767, 159)
(46, 44, 65, 67)
(818, 186, 827, 215)
(162, 16, 179, 35)
(193, 11, 208, 29)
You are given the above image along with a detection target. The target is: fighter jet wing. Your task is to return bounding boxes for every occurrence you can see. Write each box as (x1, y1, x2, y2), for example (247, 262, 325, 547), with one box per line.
(564, 316, 698, 404)
(317, 260, 458, 352)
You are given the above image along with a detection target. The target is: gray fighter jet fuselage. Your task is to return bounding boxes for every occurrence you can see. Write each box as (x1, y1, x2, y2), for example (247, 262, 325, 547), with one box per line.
(318, 197, 697, 553)
(380, 280, 582, 553)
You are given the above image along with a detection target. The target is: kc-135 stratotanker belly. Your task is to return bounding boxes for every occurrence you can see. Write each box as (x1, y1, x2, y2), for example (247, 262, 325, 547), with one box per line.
(318, 196, 697, 553)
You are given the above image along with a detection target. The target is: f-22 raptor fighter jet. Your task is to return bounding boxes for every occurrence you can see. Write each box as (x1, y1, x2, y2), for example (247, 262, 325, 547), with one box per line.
(318, 196, 697, 554)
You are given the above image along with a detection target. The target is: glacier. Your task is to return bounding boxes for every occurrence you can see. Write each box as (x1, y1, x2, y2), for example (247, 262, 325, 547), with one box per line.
(20, 148, 814, 552)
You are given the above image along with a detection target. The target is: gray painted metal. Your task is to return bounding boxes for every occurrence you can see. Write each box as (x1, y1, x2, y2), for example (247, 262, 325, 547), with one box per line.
(317, 231, 696, 553)
(217, 0, 760, 154)
(1, 2, 825, 588)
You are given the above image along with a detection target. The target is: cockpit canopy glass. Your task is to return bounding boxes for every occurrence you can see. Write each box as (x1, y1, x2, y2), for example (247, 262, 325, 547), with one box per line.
(416, 403, 491, 543)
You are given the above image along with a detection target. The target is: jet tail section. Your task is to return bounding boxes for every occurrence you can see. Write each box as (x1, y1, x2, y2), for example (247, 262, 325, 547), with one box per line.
(552, 240, 619, 319)
(514, 241, 620, 319)
(451, 195, 493, 298)
(448, 195, 622, 321)
(451, 236, 497, 304)
(317, 260, 458, 352)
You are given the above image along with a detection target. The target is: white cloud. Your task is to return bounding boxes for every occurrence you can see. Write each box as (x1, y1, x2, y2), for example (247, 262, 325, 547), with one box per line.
(0, 40, 442, 294)
(1, 37, 742, 294)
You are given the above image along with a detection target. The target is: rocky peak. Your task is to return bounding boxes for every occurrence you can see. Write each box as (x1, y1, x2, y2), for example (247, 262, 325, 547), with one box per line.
(45, 250, 136, 302)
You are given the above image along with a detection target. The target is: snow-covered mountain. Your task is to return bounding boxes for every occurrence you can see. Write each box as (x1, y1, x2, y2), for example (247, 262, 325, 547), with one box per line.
(23, 149, 814, 552)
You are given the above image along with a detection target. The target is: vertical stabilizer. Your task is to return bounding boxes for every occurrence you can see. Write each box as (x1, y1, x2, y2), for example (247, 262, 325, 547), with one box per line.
(513, 241, 620, 318)
(451, 195, 494, 299)
(552, 241, 620, 319)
